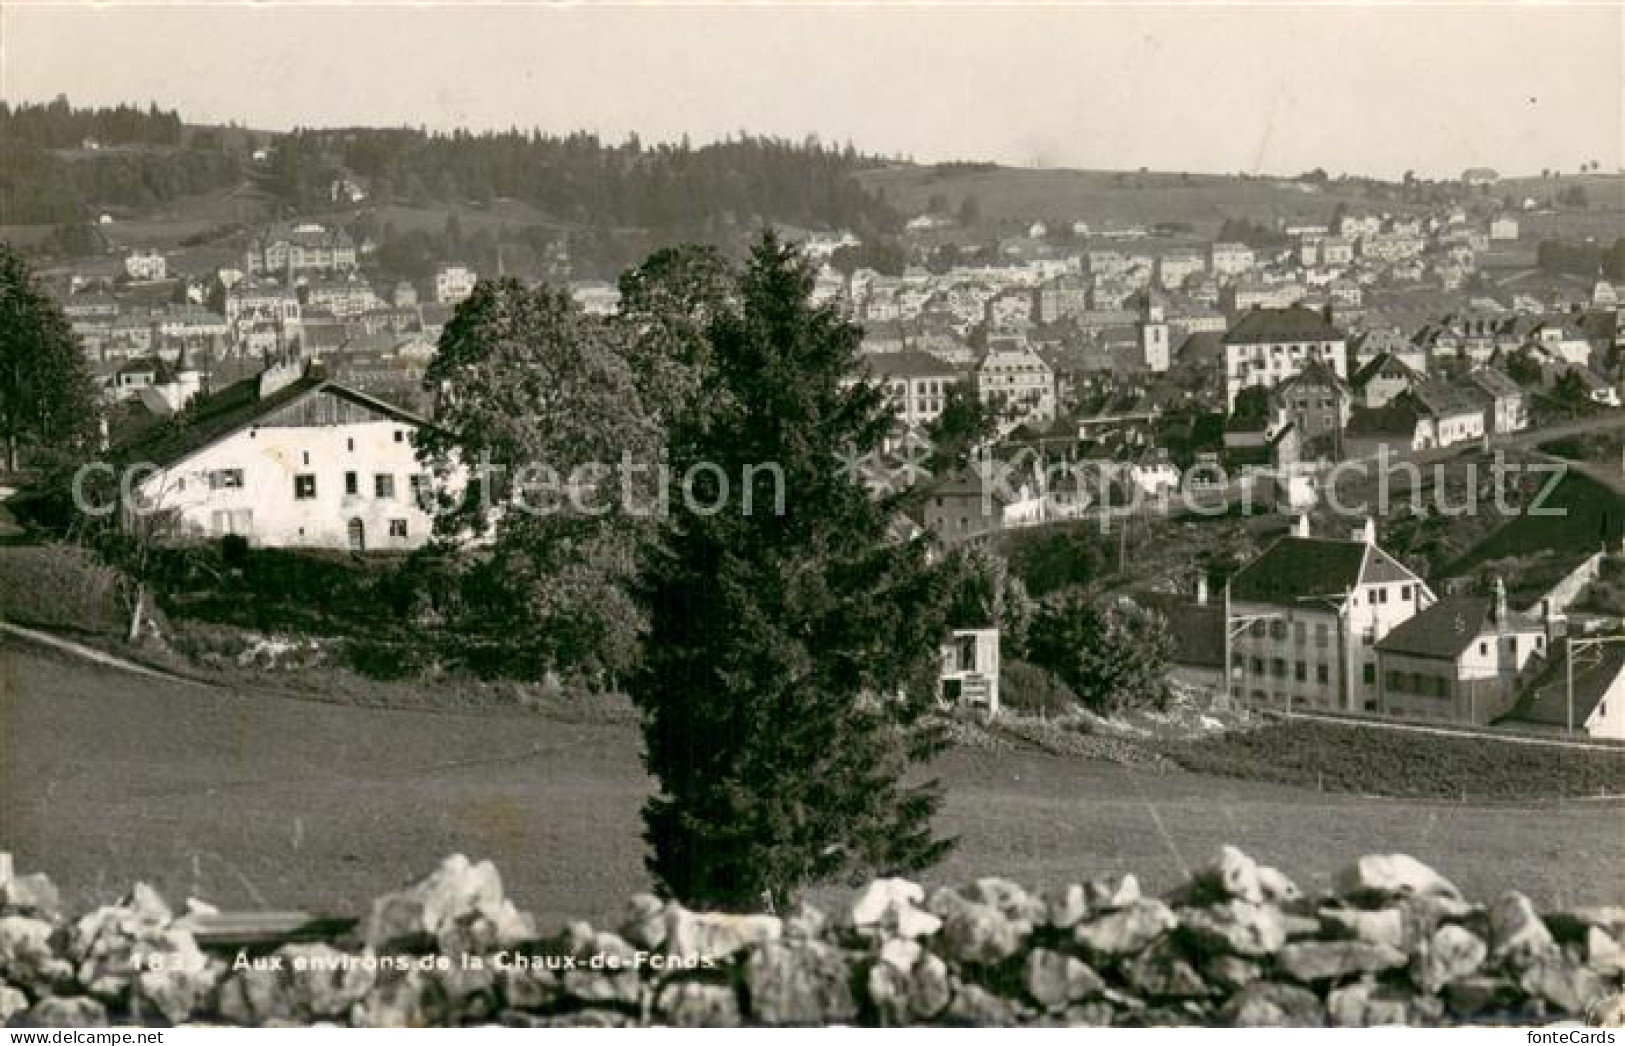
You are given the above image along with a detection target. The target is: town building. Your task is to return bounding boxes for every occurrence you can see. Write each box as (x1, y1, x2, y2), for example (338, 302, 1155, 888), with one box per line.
(1227, 517, 1435, 713)
(434, 264, 478, 306)
(1272, 358, 1351, 454)
(1501, 645, 1625, 740)
(976, 344, 1057, 429)
(1375, 581, 1548, 725)
(1463, 367, 1529, 434)
(1350, 352, 1421, 409)
(860, 350, 964, 429)
(124, 249, 167, 282)
(245, 223, 358, 278)
(1210, 242, 1256, 280)
(1221, 305, 1349, 411)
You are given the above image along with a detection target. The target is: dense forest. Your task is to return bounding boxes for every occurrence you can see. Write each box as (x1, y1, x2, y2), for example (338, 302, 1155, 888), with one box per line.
(0, 97, 186, 148)
(262, 127, 900, 238)
(2, 100, 904, 277)
(0, 98, 243, 224)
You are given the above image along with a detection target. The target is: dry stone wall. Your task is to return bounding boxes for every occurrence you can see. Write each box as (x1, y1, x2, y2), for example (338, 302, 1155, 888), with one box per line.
(2, 848, 1622, 1027)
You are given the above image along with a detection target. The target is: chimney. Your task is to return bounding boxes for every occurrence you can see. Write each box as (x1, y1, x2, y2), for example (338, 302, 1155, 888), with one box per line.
(1493, 576, 1508, 625)
(1351, 516, 1376, 544)
(1293, 514, 1312, 539)
(1542, 598, 1568, 645)
(1196, 575, 1210, 607)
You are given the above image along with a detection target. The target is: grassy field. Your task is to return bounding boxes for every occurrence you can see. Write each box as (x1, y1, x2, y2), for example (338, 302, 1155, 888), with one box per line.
(1448, 470, 1625, 576)
(4, 639, 1623, 926)
(1162, 720, 1625, 801)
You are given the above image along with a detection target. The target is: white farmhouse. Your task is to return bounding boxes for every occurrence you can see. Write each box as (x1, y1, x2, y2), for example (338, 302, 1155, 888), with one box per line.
(119, 361, 443, 551)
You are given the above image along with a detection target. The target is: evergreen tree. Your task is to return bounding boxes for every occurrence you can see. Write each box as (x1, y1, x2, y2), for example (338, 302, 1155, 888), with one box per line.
(630, 232, 957, 909)
(0, 243, 98, 472)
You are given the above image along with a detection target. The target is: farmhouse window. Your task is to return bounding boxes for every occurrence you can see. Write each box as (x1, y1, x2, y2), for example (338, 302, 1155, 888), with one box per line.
(1362, 664, 1376, 685)
(345, 472, 359, 496)
(1316, 664, 1329, 684)
(375, 474, 396, 499)
(294, 474, 317, 500)
(209, 469, 245, 490)
(389, 519, 408, 539)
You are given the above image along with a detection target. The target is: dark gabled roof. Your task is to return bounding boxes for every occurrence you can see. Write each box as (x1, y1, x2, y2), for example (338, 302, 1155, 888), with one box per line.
(1350, 351, 1419, 389)
(116, 356, 173, 380)
(1135, 592, 1225, 669)
(1223, 305, 1344, 346)
(1176, 331, 1225, 367)
(113, 367, 429, 470)
(1464, 366, 1523, 400)
(1410, 379, 1486, 419)
(929, 466, 1012, 507)
(1277, 358, 1351, 396)
(859, 349, 961, 381)
(1230, 536, 1414, 605)
(1500, 644, 1625, 730)
(1376, 595, 1541, 660)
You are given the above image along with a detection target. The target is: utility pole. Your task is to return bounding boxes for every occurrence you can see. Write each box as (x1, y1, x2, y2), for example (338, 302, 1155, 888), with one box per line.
(1562, 634, 1625, 736)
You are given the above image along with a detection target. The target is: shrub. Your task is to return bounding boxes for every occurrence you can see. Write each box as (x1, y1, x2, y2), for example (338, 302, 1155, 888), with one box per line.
(1027, 593, 1174, 715)
(999, 660, 1080, 717)
(0, 543, 143, 636)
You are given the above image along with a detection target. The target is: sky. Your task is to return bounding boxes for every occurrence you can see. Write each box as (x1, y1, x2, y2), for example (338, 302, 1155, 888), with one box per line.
(2, 2, 1621, 180)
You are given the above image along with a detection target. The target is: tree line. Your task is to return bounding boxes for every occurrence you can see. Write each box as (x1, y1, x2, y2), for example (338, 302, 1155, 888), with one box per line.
(262, 127, 900, 238)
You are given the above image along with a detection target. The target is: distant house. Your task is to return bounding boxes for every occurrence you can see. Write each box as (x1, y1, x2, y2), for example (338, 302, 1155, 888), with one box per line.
(1227, 516, 1435, 713)
(1500, 644, 1625, 740)
(124, 249, 167, 283)
(977, 344, 1057, 429)
(1375, 582, 1549, 725)
(1210, 242, 1256, 280)
(245, 223, 357, 278)
(110, 357, 176, 403)
(1463, 367, 1529, 434)
(1221, 305, 1349, 411)
(115, 361, 445, 551)
(922, 463, 1043, 543)
(858, 350, 964, 429)
(1346, 379, 1485, 455)
(1350, 351, 1420, 409)
(1461, 167, 1499, 187)
(434, 263, 478, 306)
(1272, 358, 1351, 453)
(1525, 318, 1594, 369)
(1136, 585, 1225, 692)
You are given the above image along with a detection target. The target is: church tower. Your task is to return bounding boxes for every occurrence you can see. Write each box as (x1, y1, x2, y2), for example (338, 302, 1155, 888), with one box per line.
(1138, 289, 1170, 372)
